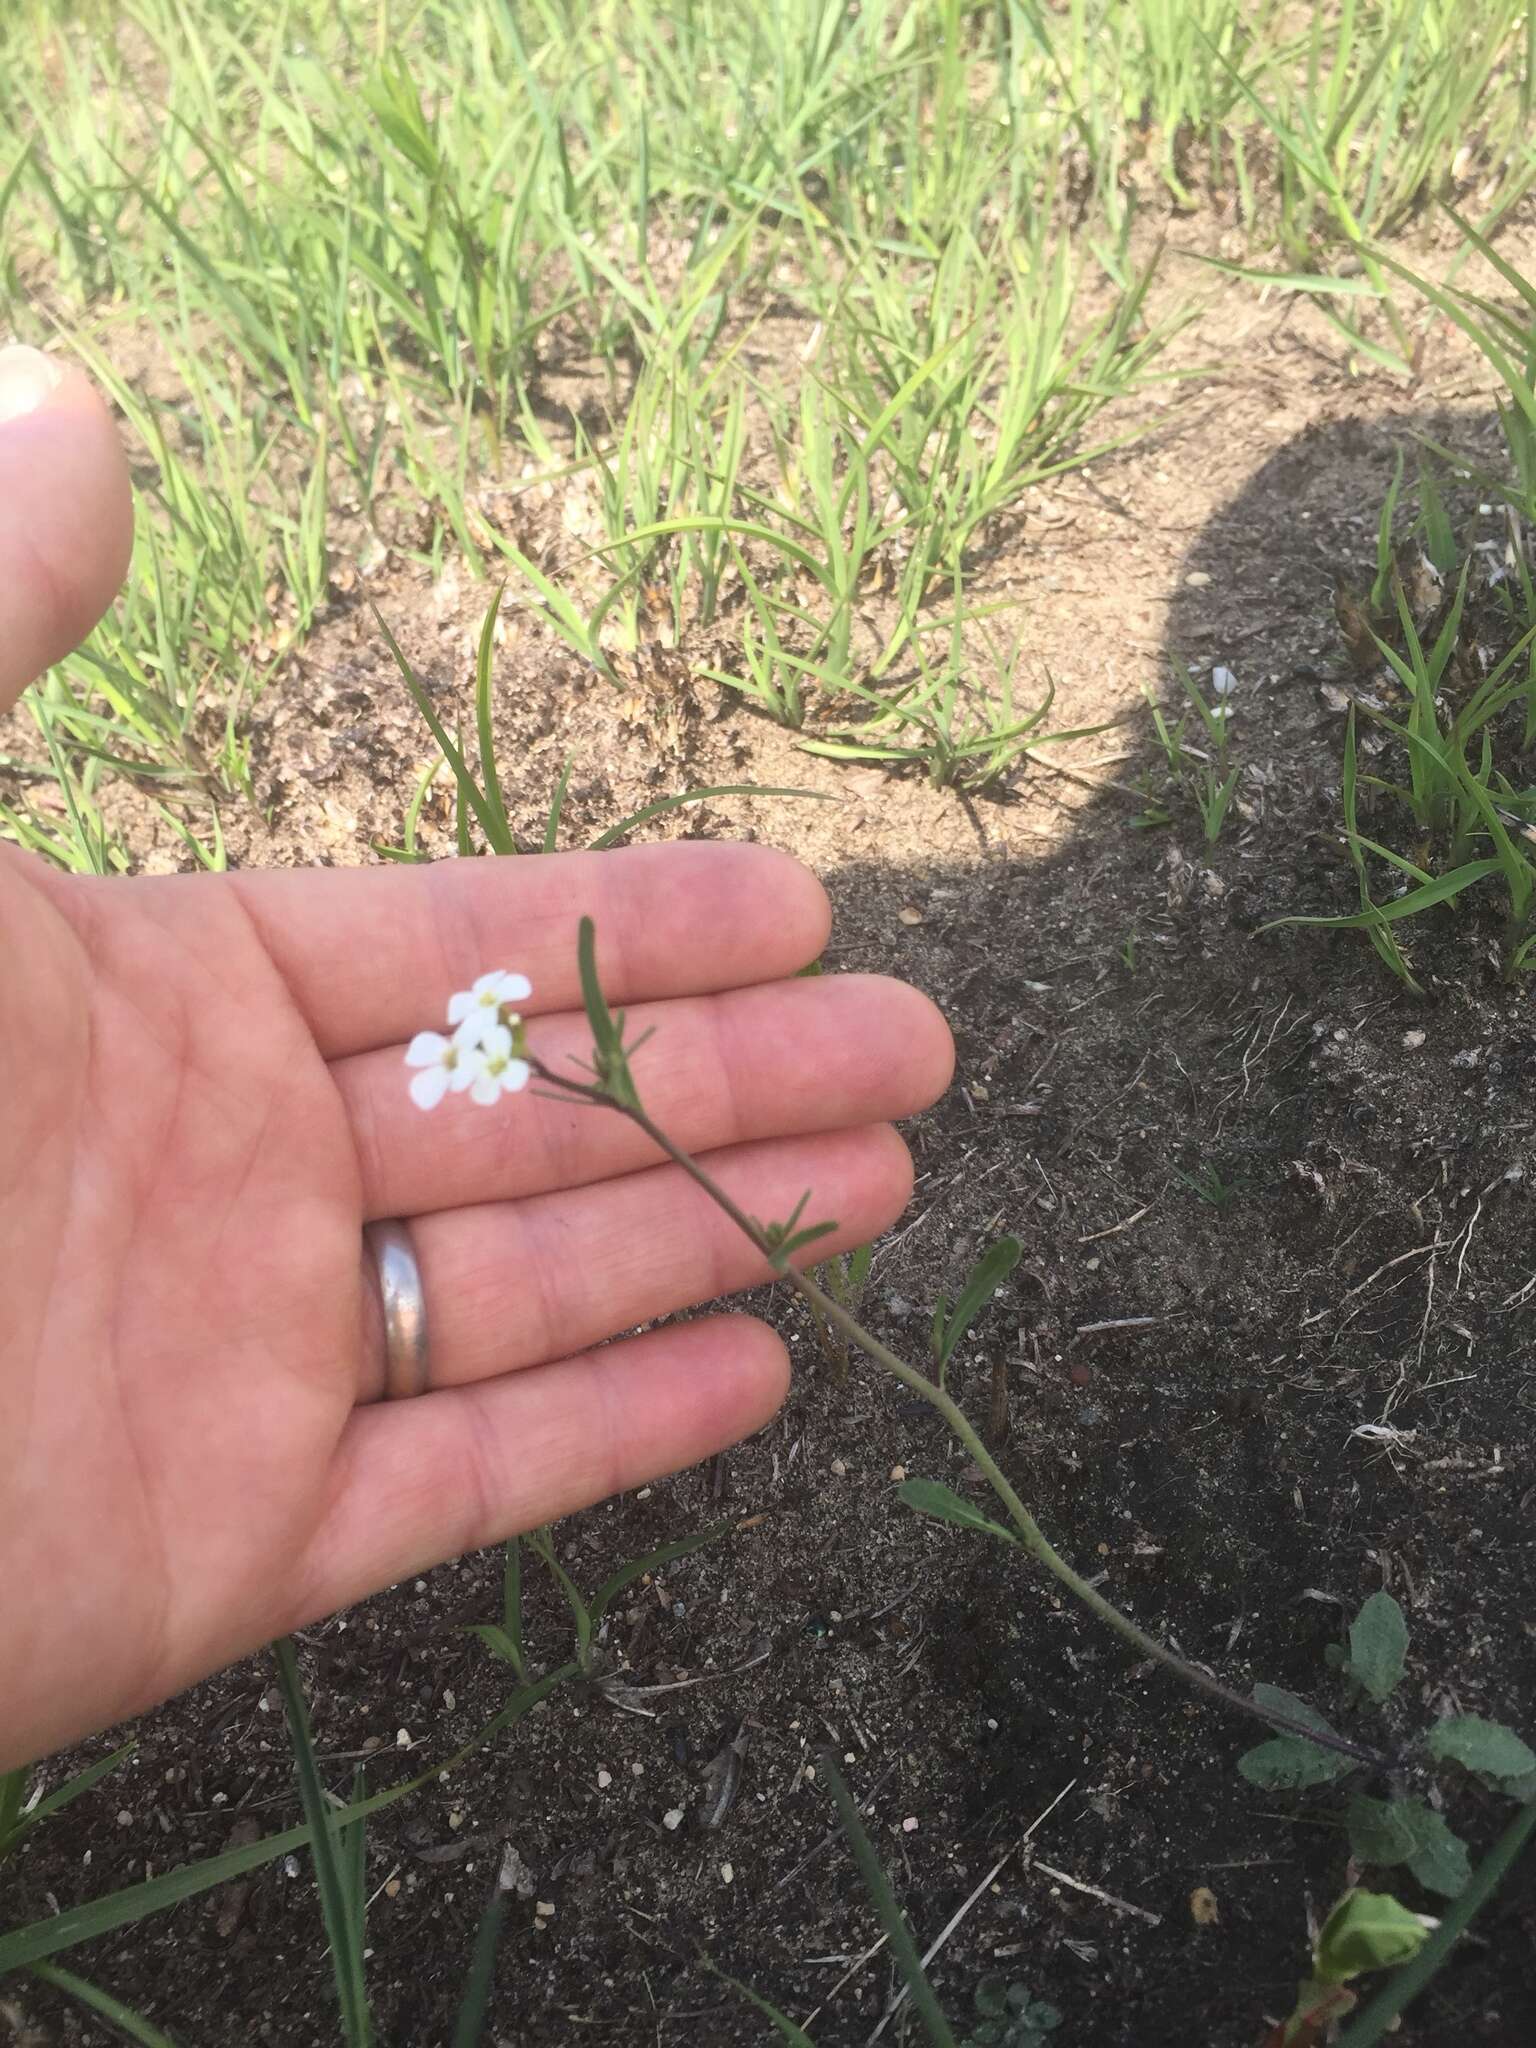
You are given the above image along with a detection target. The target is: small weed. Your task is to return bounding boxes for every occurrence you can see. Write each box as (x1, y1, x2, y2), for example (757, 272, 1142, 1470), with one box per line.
(1237, 1590, 1535, 1902)
(1172, 1160, 1241, 1207)
(1141, 661, 1240, 844)
(961, 1977, 1063, 2048)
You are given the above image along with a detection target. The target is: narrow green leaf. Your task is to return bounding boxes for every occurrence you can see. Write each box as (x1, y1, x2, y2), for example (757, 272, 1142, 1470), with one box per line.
(897, 1478, 1016, 1546)
(3, 1743, 136, 1852)
(934, 1237, 1022, 1371)
(472, 587, 516, 854)
(1182, 253, 1383, 297)
(450, 1873, 507, 2048)
(542, 754, 576, 854)
(576, 916, 619, 1060)
(500, 1537, 527, 1680)
(1261, 859, 1502, 933)
(585, 784, 832, 850)
(0, 1666, 578, 1974)
(703, 1959, 819, 2045)
(26, 1962, 181, 2046)
(273, 1640, 373, 2047)
(589, 1519, 734, 1630)
(371, 602, 501, 849)
(821, 1759, 959, 2048)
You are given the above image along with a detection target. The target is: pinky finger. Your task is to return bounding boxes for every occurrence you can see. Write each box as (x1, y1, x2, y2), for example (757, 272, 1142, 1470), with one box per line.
(295, 1316, 790, 1623)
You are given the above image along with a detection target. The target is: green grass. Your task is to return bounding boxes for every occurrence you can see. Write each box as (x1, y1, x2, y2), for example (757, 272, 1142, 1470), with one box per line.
(2, 0, 1530, 864)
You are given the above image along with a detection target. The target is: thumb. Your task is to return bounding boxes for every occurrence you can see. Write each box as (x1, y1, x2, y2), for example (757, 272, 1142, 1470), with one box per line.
(0, 343, 134, 717)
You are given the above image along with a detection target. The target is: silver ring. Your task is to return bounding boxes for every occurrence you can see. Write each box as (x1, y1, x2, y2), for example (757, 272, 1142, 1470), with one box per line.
(365, 1220, 429, 1400)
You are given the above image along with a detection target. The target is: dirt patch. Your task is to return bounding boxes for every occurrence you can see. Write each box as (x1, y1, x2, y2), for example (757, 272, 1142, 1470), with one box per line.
(6, 232, 1536, 2048)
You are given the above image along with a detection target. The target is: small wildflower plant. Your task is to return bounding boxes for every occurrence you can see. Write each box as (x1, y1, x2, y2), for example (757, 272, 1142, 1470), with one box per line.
(404, 970, 532, 1110)
(397, 924, 1393, 1774)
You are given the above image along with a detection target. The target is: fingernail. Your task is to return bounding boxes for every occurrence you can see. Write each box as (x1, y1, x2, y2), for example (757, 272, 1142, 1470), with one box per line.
(0, 343, 66, 426)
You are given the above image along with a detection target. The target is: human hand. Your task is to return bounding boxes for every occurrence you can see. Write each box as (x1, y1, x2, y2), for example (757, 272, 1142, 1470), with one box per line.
(0, 347, 954, 1771)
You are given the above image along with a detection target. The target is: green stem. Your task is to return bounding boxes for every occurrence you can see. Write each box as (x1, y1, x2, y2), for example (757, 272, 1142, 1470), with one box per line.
(529, 1058, 1387, 1769)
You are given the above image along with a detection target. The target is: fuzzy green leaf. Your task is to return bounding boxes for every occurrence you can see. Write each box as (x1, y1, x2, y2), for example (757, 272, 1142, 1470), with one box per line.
(1346, 1591, 1408, 1703)
(1349, 1795, 1471, 1897)
(1238, 1687, 1354, 1789)
(1425, 1715, 1536, 1785)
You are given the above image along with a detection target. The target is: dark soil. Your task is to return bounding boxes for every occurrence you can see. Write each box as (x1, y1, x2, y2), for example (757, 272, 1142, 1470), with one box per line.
(5, 221, 1536, 2048)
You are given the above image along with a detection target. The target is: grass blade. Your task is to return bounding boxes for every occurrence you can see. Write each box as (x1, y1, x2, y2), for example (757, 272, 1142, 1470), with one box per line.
(273, 1638, 373, 2047)
(26, 1962, 180, 2047)
(821, 1757, 958, 2047)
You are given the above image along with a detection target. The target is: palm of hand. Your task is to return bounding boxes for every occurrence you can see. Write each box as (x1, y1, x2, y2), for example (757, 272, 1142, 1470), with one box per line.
(2, 840, 950, 1769)
(6, 849, 365, 1755)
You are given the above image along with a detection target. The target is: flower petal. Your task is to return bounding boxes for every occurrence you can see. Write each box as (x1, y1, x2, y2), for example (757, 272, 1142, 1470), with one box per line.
(468, 1069, 501, 1106)
(500, 1058, 531, 1094)
(451, 1010, 494, 1050)
(405, 1030, 449, 1068)
(448, 1047, 485, 1091)
(478, 1023, 513, 1062)
(409, 1064, 452, 1111)
(501, 972, 532, 1002)
(446, 991, 475, 1026)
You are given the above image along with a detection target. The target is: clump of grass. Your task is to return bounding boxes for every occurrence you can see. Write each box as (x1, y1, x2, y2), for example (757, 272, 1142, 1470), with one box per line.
(1135, 660, 1241, 843)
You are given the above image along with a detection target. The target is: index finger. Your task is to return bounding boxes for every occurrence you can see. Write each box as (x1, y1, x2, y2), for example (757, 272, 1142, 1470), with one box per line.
(219, 841, 831, 1057)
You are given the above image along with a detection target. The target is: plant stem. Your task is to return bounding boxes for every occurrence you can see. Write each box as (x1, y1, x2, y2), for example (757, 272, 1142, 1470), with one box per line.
(528, 1056, 1388, 1768)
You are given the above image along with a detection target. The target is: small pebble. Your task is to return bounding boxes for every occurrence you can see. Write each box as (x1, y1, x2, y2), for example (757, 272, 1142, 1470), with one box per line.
(1185, 570, 1212, 587)
(630, 1762, 645, 1777)
(116, 1809, 134, 1828)
(720, 1862, 735, 1885)
(830, 1457, 847, 1476)
(662, 1808, 685, 1831)
(597, 1769, 613, 1790)
(1403, 1028, 1426, 1049)
(384, 1877, 402, 1900)
(901, 1816, 919, 1833)
(395, 1728, 411, 1749)
(889, 1463, 907, 1482)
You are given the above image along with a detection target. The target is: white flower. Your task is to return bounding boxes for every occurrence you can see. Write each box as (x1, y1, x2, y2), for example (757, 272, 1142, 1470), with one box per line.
(462, 1023, 530, 1106)
(405, 1028, 482, 1112)
(448, 969, 532, 1045)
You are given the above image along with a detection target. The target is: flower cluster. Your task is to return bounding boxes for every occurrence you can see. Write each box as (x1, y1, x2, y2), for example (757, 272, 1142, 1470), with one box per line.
(405, 969, 533, 1111)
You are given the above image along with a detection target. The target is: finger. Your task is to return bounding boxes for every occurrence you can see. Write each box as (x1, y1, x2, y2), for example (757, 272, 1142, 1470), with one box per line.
(205, 841, 828, 1058)
(0, 345, 134, 715)
(359, 1123, 911, 1397)
(341, 972, 953, 1219)
(300, 1315, 789, 1620)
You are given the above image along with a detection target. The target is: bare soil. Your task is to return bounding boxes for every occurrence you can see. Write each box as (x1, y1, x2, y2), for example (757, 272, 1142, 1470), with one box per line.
(5, 219, 1536, 2048)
